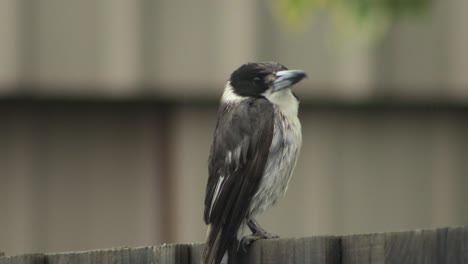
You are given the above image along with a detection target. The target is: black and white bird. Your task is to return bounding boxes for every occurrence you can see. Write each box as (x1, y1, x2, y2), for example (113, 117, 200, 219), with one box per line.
(203, 62, 306, 264)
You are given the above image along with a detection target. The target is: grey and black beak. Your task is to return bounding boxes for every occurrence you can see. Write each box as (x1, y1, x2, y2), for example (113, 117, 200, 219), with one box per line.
(272, 70, 307, 92)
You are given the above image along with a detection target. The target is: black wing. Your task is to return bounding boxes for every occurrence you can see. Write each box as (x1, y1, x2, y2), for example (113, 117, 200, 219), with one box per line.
(203, 97, 274, 264)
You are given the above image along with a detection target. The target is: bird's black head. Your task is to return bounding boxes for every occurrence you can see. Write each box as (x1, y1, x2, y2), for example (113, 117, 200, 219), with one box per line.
(229, 62, 306, 97)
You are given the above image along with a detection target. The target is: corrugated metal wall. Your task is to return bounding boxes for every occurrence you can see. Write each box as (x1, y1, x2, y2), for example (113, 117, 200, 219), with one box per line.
(0, 0, 468, 256)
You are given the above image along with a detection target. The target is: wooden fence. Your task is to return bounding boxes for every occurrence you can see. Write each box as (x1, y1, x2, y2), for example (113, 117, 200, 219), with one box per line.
(0, 226, 466, 264)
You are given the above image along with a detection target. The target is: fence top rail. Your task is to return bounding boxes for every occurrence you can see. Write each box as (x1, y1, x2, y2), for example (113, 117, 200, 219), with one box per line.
(0, 226, 466, 264)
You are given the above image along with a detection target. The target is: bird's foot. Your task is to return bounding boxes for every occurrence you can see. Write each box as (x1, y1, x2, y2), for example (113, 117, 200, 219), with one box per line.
(240, 232, 280, 252)
(240, 234, 261, 252)
(256, 229, 280, 239)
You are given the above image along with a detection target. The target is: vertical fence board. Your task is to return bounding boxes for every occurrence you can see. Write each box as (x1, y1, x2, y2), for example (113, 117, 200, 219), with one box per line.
(128, 247, 157, 263)
(47, 248, 133, 264)
(188, 244, 206, 264)
(0, 254, 44, 264)
(341, 234, 385, 264)
(385, 229, 437, 264)
(234, 236, 340, 264)
(0, 226, 466, 264)
(46, 245, 192, 264)
(154, 244, 190, 264)
(342, 226, 468, 264)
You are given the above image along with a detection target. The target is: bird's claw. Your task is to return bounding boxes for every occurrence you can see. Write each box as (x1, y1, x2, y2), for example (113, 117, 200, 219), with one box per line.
(256, 231, 280, 239)
(240, 235, 260, 252)
(240, 232, 280, 252)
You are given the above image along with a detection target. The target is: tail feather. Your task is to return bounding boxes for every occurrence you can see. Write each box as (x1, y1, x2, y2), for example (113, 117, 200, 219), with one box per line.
(203, 225, 234, 264)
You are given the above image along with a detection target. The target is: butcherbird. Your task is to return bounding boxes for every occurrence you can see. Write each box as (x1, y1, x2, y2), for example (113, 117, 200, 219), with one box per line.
(203, 62, 306, 264)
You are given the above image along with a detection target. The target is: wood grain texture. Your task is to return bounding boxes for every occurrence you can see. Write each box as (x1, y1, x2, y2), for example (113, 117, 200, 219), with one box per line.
(0, 226, 466, 264)
(154, 244, 190, 264)
(47, 247, 143, 264)
(234, 236, 340, 264)
(188, 243, 210, 264)
(46, 244, 191, 264)
(0, 254, 44, 264)
(342, 226, 468, 264)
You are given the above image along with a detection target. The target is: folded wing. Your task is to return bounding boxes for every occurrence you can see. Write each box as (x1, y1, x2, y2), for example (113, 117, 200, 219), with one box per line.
(203, 97, 274, 264)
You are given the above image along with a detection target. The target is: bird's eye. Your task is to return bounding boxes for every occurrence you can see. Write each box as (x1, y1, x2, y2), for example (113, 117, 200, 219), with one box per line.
(253, 77, 261, 83)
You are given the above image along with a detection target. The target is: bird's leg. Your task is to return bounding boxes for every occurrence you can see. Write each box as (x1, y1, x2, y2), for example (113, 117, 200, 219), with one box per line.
(247, 219, 279, 239)
(240, 219, 279, 251)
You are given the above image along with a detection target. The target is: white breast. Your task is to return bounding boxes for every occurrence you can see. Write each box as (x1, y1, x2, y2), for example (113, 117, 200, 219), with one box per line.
(248, 88, 302, 218)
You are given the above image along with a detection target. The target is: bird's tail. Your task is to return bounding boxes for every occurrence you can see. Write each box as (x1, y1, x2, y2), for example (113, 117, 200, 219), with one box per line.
(203, 224, 232, 264)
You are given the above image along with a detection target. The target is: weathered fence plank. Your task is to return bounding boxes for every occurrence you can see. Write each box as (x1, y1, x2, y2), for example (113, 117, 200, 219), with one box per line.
(0, 226, 466, 264)
(342, 226, 468, 264)
(0, 254, 44, 264)
(188, 244, 207, 264)
(234, 236, 340, 264)
(46, 244, 192, 264)
(47, 247, 139, 264)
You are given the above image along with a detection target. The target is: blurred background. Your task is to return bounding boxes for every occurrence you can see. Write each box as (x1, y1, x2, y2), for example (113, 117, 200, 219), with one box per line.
(1, 0, 468, 256)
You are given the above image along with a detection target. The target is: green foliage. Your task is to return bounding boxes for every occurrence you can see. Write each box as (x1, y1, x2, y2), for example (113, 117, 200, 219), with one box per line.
(271, 0, 431, 37)
(346, 0, 430, 18)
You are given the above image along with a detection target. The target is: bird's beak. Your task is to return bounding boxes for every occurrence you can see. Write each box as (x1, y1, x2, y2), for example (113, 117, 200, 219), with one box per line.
(271, 70, 307, 92)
